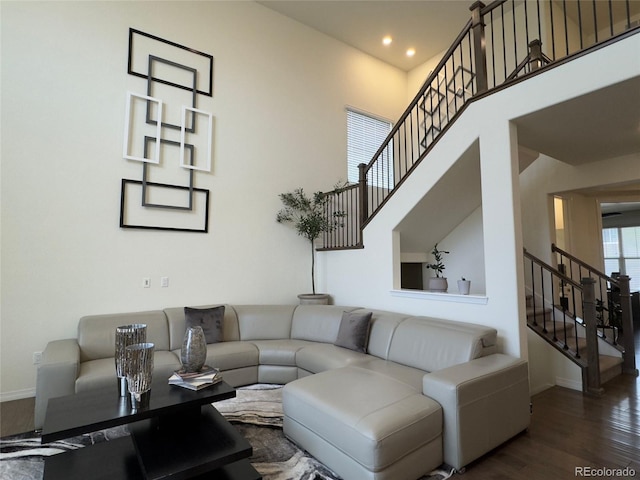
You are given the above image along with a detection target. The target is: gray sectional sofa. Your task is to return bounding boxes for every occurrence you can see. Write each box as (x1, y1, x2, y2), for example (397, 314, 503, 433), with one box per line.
(35, 304, 530, 479)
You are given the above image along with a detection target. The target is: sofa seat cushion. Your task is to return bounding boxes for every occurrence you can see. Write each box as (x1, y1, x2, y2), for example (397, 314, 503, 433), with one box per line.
(249, 339, 314, 366)
(172, 341, 259, 372)
(76, 351, 180, 393)
(295, 343, 369, 374)
(283, 366, 442, 472)
(352, 357, 426, 392)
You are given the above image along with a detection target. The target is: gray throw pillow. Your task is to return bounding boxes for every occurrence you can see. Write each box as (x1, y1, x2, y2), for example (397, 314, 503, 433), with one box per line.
(184, 305, 225, 344)
(334, 311, 373, 353)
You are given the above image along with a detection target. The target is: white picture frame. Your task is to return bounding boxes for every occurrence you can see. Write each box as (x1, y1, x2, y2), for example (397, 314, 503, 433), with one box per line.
(180, 106, 213, 172)
(123, 91, 163, 164)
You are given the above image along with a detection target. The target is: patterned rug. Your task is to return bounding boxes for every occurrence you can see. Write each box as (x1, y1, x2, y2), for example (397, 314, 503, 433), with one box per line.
(0, 384, 454, 480)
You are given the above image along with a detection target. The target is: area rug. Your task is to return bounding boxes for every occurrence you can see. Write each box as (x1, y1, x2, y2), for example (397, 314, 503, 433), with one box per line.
(0, 384, 454, 480)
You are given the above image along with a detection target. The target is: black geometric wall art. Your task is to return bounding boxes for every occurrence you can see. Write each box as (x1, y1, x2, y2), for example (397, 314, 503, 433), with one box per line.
(128, 28, 213, 97)
(120, 179, 210, 233)
(122, 28, 214, 233)
(146, 55, 197, 132)
(141, 137, 195, 210)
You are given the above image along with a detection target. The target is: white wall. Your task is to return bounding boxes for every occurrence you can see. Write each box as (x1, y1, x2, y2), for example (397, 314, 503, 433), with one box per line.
(437, 207, 486, 295)
(0, 1, 408, 399)
(520, 153, 640, 263)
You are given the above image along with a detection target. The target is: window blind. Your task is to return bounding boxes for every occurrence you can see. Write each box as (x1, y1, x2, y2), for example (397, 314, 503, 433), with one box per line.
(347, 109, 392, 184)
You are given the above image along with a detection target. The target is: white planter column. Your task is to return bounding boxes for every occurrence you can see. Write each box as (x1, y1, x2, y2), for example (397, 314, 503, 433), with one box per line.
(479, 120, 527, 359)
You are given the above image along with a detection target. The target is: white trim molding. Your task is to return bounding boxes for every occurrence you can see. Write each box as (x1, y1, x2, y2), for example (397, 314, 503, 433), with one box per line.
(390, 289, 488, 304)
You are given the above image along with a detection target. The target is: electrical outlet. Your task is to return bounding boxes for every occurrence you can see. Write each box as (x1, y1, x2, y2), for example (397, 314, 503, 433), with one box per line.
(160, 276, 169, 288)
(33, 351, 43, 365)
(143, 277, 151, 288)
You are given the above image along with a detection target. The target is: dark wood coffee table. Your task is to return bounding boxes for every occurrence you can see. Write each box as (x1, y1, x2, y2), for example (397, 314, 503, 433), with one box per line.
(41, 379, 261, 480)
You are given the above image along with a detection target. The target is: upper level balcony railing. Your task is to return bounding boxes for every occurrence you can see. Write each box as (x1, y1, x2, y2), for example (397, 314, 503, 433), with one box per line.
(320, 0, 639, 251)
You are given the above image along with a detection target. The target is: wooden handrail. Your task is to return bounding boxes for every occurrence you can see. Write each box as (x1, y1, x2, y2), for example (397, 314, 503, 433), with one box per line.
(524, 248, 582, 290)
(552, 243, 619, 285)
(362, 17, 474, 179)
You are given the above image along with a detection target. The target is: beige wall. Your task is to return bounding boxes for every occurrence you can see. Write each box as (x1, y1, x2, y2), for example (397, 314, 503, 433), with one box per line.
(0, 1, 408, 399)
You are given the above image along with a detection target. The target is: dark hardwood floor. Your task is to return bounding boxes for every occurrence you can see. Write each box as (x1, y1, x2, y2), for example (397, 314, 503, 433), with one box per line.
(1, 330, 638, 480)
(457, 371, 640, 479)
(460, 322, 640, 479)
(0, 396, 34, 437)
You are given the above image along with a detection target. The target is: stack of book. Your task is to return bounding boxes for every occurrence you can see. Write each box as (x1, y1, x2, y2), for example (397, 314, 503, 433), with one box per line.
(168, 365, 222, 391)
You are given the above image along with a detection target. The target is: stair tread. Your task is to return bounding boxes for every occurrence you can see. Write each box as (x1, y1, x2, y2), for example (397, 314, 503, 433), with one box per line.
(527, 321, 623, 372)
(526, 318, 575, 333)
(599, 355, 623, 369)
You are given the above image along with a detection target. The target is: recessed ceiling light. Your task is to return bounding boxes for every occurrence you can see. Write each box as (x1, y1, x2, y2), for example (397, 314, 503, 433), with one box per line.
(382, 36, 392, 46)
(406, 48, 416, 57)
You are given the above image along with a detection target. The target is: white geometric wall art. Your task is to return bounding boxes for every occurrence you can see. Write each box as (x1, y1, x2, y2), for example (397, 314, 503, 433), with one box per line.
(123, 91, 163, 164)
(180, 106, 213, 172)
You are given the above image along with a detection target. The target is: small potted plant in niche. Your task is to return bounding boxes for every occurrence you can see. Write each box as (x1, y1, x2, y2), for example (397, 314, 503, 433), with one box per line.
(276, 185, 346, 304)
(425, 243, 449, 292)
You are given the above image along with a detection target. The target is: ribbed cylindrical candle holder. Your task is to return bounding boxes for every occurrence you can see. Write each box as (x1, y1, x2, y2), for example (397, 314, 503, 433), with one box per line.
(115, 324, 147, 397)
(125, 342, 154, 410)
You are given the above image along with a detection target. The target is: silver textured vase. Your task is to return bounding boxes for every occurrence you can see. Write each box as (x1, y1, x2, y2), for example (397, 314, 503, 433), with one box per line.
(115, 324, 147, 396)
(181, 326, 207, 373)
(125, 342, 154, 410)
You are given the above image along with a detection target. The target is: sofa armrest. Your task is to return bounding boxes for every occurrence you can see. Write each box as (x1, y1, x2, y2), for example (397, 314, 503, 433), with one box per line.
(422, 353, 530, 471)
(34, 339, 80, 429)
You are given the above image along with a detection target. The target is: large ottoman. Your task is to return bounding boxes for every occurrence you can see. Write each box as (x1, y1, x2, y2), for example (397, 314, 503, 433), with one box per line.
(283, 366, 443, 480)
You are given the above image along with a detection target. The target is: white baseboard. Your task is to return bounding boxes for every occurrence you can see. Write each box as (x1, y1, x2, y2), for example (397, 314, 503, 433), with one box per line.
(529, 382, 555, 396)
(555, 376, 582, 391)
(0, 388, 35, 402)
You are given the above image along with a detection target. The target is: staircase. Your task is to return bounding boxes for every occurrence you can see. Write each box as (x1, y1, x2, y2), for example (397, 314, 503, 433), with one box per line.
(525, 294, 624, 388)
(524, 246, 637, 394)
(319, 0, 640, 250)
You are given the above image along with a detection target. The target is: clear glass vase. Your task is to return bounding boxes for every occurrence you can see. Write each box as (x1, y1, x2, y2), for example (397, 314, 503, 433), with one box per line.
(125, 342, 155, 410)
(115, 324, 147, 396)
(181, 326, 207, 373)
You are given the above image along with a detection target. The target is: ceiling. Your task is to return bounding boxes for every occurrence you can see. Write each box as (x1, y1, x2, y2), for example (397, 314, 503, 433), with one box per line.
(258, 1, 640, 72)
(514, 76, 640, 165)
(258, 0, 471, 71)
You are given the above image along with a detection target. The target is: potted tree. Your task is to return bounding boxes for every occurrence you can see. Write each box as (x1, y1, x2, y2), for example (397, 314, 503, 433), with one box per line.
(276, 186, 345, 304)
(425, 243, 449, 292)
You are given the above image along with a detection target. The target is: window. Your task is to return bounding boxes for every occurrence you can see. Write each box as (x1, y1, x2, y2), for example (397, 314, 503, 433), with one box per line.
(602, 226, 640, 291)
(346, 109, 392, 185)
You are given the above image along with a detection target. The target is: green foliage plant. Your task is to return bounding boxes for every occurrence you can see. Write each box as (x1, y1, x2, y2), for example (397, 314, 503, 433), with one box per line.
(425, 243, 450, 278)
(276, 185, 346, 294)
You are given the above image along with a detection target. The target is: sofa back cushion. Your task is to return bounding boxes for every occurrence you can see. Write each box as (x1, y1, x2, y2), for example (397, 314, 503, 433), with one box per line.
(233, 305, 296, 340)
(291, 305, 361, 343)
(356, 309, 412, 359)
(164, 305, 240, 350)
(387, 317, 497, 372)
(78, 310, 169, 362)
